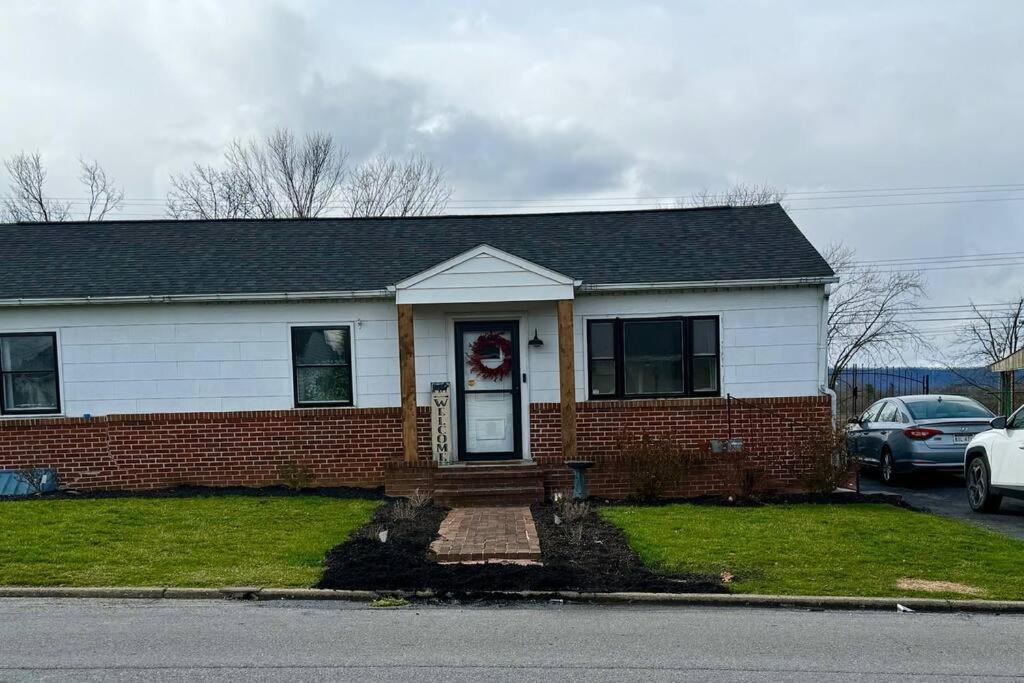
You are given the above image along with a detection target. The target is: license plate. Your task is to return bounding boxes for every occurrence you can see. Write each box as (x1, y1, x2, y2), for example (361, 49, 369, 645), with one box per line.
(953, 435, 971, 445)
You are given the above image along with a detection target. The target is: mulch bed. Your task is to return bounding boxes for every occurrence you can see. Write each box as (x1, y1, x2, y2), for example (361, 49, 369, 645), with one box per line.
(0, 484, 383, 502)
(317, 501, 725, 596)
(598, 491, 924, 512)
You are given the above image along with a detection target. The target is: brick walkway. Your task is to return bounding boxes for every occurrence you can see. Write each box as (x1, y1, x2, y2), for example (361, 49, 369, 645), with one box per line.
(429, 506, 542, 563)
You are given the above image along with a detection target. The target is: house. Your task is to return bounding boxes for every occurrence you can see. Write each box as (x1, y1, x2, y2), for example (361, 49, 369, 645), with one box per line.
(0, 205, 836, 501)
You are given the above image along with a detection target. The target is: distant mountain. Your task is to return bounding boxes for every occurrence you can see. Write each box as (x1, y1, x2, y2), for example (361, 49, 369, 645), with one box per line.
(833, 366, 1000, 391)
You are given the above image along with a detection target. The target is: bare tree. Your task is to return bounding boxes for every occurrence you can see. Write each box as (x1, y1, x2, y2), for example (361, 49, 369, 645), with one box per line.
(344, 153, 452, 217)
(681, 181, 788, 208)
(938, 298, 1024, 408)
(825, 242, 927, 389)
(2, 151, 123, 223)
(167, 129, 348, 219)
(952, 298, 1024, 366)
(167, 130, 452, 220)
(79, 158, 125, 221)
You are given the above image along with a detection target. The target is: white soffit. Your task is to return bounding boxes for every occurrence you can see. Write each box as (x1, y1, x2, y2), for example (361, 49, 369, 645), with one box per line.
(392, 244, 578, 305)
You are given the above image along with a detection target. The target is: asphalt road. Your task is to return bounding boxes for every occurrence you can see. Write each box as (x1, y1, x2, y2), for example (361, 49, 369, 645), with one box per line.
(1, 599, 1023, 681)
(859, 472, 1024, 540)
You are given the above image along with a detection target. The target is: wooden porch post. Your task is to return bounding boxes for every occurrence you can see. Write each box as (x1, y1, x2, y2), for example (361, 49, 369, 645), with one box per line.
(397, 303, 418, 462)
(557, 299, 578, 460)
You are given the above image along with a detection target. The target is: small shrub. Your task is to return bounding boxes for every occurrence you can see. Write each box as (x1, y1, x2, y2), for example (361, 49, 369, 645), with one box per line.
(566, 524, 585, 547)
(406, 488, 432, 509)
(388, 501, 419, 521)
(719, 452, 765, 501)
(278, 460, 315, 490)
(798, 423, 857, 495)
(618, 431, 706, 501)
(556, 497, 591, 525)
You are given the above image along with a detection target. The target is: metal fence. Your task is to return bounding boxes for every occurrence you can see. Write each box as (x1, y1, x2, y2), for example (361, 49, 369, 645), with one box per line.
(834, 365, 930, 421)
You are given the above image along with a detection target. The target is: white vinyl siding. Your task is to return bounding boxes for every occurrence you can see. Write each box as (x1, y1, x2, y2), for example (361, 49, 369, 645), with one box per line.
(0, 284, 826, 417)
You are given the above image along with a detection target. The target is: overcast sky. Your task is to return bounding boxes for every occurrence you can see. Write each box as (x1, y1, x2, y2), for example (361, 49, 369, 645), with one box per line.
(2, 1, 1022, 362)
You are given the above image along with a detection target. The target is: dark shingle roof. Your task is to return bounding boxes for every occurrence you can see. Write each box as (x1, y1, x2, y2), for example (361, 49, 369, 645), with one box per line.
(0, 205, 833, 300)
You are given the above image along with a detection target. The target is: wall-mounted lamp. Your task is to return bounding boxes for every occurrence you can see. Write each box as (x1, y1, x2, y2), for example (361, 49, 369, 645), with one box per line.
(528, 329, 544, 348)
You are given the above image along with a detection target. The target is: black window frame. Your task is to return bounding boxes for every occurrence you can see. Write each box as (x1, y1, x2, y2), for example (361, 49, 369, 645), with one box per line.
(0, 331, 62, 416)
(586, 316, 721, 400)
(290, 325, 354, 408)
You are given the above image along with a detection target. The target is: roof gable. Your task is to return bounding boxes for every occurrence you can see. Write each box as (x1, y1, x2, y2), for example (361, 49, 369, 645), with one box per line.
(393, 244, 577, 304)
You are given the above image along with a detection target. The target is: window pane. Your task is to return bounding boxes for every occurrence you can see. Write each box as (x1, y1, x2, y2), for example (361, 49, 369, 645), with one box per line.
(623, 321, 683, 395)
(296, 366, 351, 404)
(1, 335, 55, 371)
(589, 322, 615, 358)
(692, 319, 717, 355)
(591, 359, 616, 396)
(293, 328, 349, 366)
(693, 357, 718, 392)
(3, 372, 58, 411)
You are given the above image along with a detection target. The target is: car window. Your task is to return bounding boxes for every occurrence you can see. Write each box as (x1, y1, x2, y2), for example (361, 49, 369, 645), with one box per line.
(896, 409, 910, 423)
(1009, 407, 1024, 430)
(861, 402, 884, 422)
(878, 402, 898, 422)
(904, 398, 994, 420)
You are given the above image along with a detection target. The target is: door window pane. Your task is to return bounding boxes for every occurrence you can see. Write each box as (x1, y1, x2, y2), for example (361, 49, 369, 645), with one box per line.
(462, 330, 513, 391)
(623, 320, 684, 395)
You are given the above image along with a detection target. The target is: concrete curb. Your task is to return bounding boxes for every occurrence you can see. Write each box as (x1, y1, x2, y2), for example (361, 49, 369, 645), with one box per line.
(2, 586, 1024, 613)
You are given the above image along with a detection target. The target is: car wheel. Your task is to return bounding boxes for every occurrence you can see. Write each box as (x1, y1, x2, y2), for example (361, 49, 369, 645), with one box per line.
(880, 450, 898, 485)
(966, 456, 1002, 513)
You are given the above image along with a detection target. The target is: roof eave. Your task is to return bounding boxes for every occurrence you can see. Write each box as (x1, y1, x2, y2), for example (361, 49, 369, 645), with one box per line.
(580, 275, 838, 293)
(0, 289, 392, 307)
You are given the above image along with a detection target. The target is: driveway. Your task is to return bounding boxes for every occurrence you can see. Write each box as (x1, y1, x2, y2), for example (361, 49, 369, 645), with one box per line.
(1, 598, 1023, 681)
(860, 472, 1024, 541)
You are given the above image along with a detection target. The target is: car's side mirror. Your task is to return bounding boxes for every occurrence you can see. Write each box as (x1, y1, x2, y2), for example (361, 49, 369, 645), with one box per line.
(847, 417, 861, 426)
(990, 416, 1007, 430)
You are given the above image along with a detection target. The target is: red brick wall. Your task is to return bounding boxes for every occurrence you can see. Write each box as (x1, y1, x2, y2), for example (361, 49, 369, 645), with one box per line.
(0, 395, 831, 497)
(530, 395, 833, 498)
(0, 408, 431, 491)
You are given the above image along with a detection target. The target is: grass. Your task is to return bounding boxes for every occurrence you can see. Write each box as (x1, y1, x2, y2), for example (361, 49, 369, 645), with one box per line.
(0, 496, 379, 588)
(601, 503, 1024, 600)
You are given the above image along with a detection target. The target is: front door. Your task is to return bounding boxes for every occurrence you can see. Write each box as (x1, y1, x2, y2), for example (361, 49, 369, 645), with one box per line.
(454, 321, 522, 461)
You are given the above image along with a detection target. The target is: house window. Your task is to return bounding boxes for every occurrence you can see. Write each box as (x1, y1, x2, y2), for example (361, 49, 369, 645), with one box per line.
(0, 333, 61, 415)
(291, 326, 353, 407)
(586, 317, 719, 399)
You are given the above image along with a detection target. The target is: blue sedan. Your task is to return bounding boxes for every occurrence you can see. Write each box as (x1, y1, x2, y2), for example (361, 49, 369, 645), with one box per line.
(846, 395, 994, 484)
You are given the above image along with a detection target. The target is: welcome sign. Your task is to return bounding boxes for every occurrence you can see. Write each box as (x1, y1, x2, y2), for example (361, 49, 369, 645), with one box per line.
(430, 381, 453, 464)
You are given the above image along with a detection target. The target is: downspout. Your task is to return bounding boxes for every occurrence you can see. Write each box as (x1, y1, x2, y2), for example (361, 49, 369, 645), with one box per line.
(818, 283, 837, 427)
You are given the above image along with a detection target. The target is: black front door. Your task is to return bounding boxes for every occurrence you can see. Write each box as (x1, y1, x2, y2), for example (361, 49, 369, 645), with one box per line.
(454, 321, 522, 461)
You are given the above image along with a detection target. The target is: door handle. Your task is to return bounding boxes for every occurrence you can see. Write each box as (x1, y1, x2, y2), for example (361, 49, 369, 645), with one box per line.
(522, 373, 527, 384)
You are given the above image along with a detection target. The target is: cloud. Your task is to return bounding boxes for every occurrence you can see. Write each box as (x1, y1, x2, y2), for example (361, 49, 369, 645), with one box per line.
(1, 0, 1023, 362)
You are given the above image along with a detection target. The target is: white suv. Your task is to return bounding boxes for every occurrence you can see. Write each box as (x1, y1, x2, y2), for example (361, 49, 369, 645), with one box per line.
(965, 406, 1024, 512)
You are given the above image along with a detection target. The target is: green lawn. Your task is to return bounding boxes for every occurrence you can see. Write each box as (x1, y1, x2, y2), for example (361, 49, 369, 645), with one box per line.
(602, 503, 1024, 600)
(0, 496, 379, 588)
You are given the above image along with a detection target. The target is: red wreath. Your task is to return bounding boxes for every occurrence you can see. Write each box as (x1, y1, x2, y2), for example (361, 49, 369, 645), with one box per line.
(466, 332, 513, 381)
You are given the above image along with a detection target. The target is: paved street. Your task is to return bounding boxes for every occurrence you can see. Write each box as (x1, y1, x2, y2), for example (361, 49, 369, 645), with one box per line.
(860, 473, 1024, 541)
(1, 599, 1022, 681)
